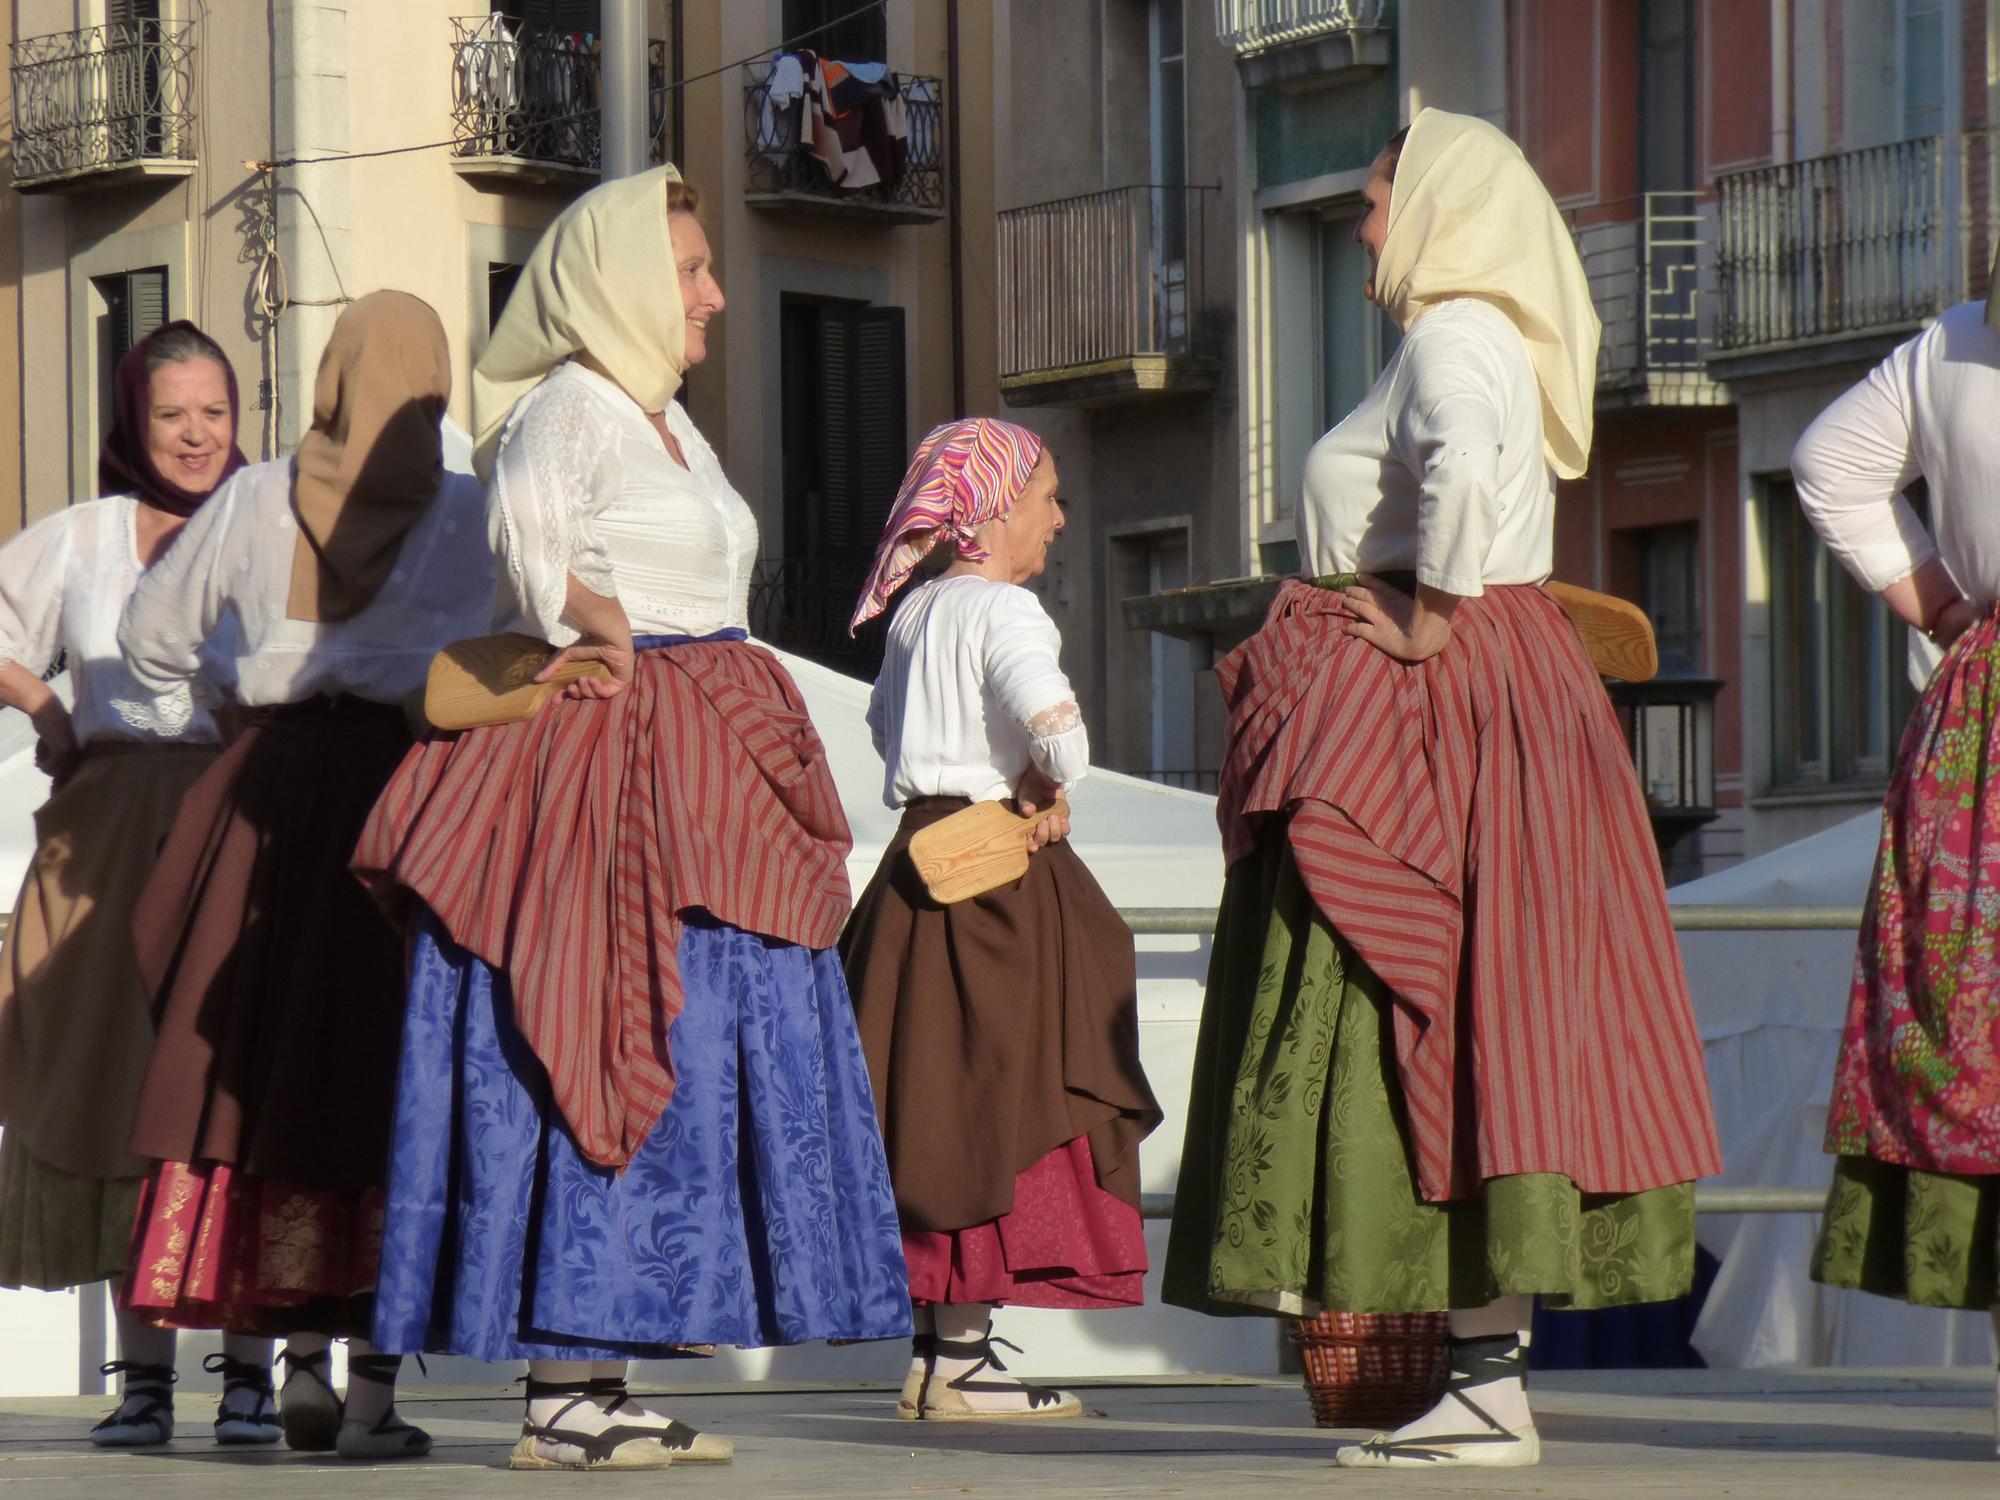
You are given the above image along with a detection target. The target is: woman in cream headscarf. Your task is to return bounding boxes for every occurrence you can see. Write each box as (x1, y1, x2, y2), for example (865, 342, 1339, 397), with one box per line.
(353, 165, 908, 1474)
(116, 290, 494, 1460)
(1163, 109, 1721, 1470)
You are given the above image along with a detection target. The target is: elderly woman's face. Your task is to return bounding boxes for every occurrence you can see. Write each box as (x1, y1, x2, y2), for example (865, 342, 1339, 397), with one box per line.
(1002, 450, 1064, 584)
(1355, 148, 1393, 301)
(671, 211, 725, 368)
(146, 356, 233, 496)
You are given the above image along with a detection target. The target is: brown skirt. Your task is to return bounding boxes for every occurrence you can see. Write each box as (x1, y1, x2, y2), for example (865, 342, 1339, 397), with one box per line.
(127, 697, 413, 1192)
(838, 797, 1161, 1233)
(0, 744, 217, 1179)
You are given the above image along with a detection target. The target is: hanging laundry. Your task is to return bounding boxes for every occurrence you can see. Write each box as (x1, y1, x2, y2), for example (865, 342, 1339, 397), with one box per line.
(760, 50, 912, 194)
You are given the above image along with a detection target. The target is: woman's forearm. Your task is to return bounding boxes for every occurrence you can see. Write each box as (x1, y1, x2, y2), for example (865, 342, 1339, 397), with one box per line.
(0, 660, 59, 722)
(563, 574, 633, 649)
(1878, 557, 1962, 634)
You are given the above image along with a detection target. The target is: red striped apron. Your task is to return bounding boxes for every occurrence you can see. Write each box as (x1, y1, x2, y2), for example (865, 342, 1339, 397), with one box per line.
(1217, 578, 1721, 1202)
(353, 639, 853, 1171)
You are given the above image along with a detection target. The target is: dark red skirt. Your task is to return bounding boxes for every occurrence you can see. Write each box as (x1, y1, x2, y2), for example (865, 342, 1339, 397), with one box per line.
(123, 1160, 381, 1336)
(902, 1137, 1146, 1309)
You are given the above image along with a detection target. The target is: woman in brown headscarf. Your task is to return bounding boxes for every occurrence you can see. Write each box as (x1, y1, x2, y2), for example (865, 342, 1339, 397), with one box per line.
(0, 321, 279, 1449)
(114, 290, 494, 1461)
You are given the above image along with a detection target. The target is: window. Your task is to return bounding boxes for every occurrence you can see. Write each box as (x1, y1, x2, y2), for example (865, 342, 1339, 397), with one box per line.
(1638, 0, 1696, 193)
(783, 0, 887, 62)
(494, 0, 600, 30)
(488, 261, 524, 336)
(1150, 0, 1188, 268)
(1766, 478, 1918, 789)
(1315, 210, 1396, 433)
(1146, 533, 1195, 784)
(94, 266, 167, 439)
(1636, 522, 1701, 676)
(768, 293, 907, 678)
(1898, 0, 1949, 140)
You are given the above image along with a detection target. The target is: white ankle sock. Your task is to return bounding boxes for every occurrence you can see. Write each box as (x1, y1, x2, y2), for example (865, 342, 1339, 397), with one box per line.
(1379, 1296, 1534, 1444)
(342, 1339, 397, 1429)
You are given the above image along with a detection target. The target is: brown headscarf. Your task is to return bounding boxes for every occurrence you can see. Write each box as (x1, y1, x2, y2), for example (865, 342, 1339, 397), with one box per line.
(287, 290, 452, 622)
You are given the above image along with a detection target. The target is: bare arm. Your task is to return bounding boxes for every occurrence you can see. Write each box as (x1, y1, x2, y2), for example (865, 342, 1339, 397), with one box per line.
(0, 661, 76, 783)
(1880, 556, 1978, 650)
(533, 574, 636, 700)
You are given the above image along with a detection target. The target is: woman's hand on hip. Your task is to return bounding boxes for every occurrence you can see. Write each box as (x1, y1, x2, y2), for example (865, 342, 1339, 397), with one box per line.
(30, 700, 78, 786)
(1342, 575, 1459, 663)
(536, 637, 635, 701)
(1928, 596, 1981, 653)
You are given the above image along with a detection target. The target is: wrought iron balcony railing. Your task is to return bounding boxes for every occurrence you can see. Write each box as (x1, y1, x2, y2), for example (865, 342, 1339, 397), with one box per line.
(998, 184, 1217, 394)
(448, 16, 668, 180)
(10, 20, 196, 190)
(1569, 192, 1725, 406)
(1214, 0, 1389, 54)
(1715, 132, 1996, 354)
(741, 56, 944, 220)
(748, 557, 888, 682)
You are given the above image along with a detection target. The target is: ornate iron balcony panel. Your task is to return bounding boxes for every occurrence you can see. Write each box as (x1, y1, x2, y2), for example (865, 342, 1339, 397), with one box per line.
(10, 20, 196, 191)
(1214, 0, 1389, 55)
(742, 55, 945, 223)
(449, 16, 670, 182)
(1715, 133, 1995, 354)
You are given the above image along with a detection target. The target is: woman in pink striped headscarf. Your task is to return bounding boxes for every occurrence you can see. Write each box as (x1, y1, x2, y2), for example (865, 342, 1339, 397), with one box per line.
(842, 418, 1162, 1423)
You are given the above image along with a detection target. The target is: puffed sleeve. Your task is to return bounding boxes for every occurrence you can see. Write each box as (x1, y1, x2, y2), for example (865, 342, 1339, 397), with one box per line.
(0, 509, 75, 677)
(985, 587, 1090, 788)
(1391, 317, 1514, 597)
(1791, 329, 1935, 593)
(488, 377, 622, 647)
(119, 470, 245, 699)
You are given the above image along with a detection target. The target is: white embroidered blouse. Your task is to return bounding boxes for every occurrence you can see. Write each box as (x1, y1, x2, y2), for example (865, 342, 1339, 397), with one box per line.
(868, 574, 1090, 808)
(488, 361, 758, 642)
(0, 495, 228, 746)
(1300, 299, 1555, 595)
(119, 460, 494, 720)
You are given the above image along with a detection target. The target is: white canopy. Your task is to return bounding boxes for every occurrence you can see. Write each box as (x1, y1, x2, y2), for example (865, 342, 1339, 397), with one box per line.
(1672, 816, 1996, 1368)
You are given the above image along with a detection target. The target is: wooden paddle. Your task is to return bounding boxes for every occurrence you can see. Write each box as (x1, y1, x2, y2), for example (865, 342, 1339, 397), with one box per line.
(423, 632, 611, 731)
(909, 796, 1072, 904)
(1546, 581, 1659, 682)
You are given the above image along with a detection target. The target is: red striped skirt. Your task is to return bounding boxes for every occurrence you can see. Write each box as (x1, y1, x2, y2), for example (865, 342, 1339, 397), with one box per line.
(353, 637, 853, 1171)
(1216, 577, 1720, 1201)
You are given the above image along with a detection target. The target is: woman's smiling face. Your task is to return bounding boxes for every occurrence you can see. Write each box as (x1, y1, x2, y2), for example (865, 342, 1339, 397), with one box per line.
(145, 357, 233, 495)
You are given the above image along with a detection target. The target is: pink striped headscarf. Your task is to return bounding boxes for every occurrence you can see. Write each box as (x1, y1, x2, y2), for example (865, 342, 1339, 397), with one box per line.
(848, 417, 1046, 634)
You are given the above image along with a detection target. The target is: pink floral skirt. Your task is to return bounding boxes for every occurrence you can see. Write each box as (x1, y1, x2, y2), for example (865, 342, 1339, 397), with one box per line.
(1826, 608, 2000, 1173)
(901, 1137, 1148, 1309)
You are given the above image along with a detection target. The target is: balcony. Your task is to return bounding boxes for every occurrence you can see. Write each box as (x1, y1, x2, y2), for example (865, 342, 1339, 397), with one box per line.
(1213, 0, 1391, 91)
(747, 557, 888, 682)
(1712, 132, 1995, 374)
(998, 185, 1219, 407)
(1570, 192, 1727, 409)
(10, 20, 196, 193)
(448, 16, 667, 186)
(741, 55, 944, 224)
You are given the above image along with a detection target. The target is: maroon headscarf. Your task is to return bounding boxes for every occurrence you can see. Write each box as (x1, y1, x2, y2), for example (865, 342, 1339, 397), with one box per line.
(97, 320, 248, 516)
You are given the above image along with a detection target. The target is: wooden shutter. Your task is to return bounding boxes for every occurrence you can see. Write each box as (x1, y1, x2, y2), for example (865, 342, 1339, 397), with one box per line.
(815, 304, 906, 559)
(127, 267, 167, 348)
(498, 0, 600, 28)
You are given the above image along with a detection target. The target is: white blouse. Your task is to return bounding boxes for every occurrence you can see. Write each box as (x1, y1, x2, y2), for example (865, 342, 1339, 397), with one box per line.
(1792, 300, 2000, 605)
(868, 575, 1090, 808)
(1300, 299, 1555, 595)
(118, 460, 494, 723)
(489, 362, 758, 643)
(0, 495, 228, 746)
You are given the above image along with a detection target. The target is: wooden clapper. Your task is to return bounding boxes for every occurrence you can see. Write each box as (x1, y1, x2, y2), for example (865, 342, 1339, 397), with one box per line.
(907, 582, 1656, 906)
(423, 633, 611, 732)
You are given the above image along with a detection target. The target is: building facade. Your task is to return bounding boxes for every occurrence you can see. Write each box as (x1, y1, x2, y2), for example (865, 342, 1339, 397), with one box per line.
(3, 0, 1001, 678)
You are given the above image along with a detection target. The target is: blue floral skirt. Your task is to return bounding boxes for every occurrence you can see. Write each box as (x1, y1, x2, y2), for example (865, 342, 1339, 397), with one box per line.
(370, 909, 911, 1360)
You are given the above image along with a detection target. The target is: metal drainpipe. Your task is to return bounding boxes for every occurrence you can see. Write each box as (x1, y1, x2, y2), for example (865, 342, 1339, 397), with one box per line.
(602, 0, 649, 178)
(946, 0, 965, 418)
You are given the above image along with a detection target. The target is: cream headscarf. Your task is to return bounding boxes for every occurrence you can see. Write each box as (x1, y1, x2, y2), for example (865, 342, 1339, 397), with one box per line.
(472, 163, 687, 479)
(1373, 108, 1600, 480)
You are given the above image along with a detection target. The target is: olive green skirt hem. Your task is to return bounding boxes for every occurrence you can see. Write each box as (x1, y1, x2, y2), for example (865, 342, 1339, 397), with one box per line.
(1811, 1155, 1999, 1310)
(0, 1134, 140, 1291)
(1163, 835, 1698, 1318)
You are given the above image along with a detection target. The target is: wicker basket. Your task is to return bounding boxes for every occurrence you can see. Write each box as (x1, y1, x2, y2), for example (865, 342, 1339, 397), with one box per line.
(1289, 1311, 1450, 1430)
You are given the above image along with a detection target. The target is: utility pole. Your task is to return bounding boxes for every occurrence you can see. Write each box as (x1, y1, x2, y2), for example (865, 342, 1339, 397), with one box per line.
(601, 0, 649, 179)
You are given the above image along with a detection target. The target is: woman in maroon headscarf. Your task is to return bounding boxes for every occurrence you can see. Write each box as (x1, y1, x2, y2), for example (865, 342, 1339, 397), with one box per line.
(0, 322, 282, 1448)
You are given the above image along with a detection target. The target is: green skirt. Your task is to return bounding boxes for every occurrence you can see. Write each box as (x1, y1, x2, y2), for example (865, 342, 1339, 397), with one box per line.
(1811, 1155, 1999, 1309)
(0, 1133, 141, 1291)
(1163, 834, 1697, 1316)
